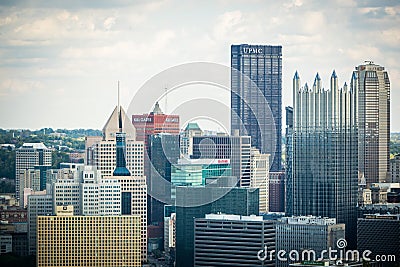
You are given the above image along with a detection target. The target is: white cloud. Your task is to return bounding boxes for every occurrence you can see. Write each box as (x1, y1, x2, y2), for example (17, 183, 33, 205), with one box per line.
(0, 0, 399, 130)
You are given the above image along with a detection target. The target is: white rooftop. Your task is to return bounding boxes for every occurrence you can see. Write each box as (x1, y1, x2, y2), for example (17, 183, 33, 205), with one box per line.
(21, 143, 48, 149)
(205, 214, 263, 221)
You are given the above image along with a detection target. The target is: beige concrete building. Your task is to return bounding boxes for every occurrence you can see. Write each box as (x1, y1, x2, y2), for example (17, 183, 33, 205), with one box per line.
(250, 148, 270, 213)
(37, 207, 141, 267)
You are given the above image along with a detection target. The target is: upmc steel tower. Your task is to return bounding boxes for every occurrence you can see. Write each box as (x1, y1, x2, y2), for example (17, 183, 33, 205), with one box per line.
(231, 44, 282, 171)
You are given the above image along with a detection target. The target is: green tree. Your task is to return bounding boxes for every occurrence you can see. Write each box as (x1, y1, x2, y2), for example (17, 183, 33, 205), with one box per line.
(0, 149, 15, 179)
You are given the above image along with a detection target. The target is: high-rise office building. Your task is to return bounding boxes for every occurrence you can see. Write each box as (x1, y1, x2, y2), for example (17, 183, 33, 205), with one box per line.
(357, 214, 399, 266)
(175, 185, 259, 267)
(15, 143, 52, 204)
(352, 62, 390, 185)
(180, 122, 203, 157)
(147, 134, 180, 225)
(103, 105, 148, 262)
(231, 44, 282, 171)
(276, 216, 345, 267)
(269, 171, 285, 212)
(132, 103, 180, 229)
(27, 194, 53, 255)
(285, 106, 293, 214)
(250, 148, 270, 213)
(194, 214, 275, 267)
(191, 135, 251, 187)
(87, 106, 144, 178)
(289, 71, 358, 248)
(132, 102, 180, 143)
(37, 206, 141, 267)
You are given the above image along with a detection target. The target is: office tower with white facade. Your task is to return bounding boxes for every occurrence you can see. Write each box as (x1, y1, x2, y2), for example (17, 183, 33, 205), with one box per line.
(15, 143, 51, 204)
(87, 106, 144, 178)
(231, 44, 282, 172)
(250, 148, 270, 213)
(289, 71, 358, 248)
(102, 105, 148, 262)
(180, 122, 203, 157)
(352, 62, 390, 185)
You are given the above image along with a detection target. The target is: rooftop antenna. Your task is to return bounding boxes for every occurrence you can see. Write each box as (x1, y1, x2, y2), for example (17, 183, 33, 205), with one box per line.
(164, 85, 168, 114)
(118, 81, 122, 132)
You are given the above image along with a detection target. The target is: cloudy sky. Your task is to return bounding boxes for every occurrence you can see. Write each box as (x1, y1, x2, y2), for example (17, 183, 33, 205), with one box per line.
(0, 0, 399, 131)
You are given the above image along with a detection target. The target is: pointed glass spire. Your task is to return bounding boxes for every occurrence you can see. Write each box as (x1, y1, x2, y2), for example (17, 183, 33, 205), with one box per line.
(152, 101, 163, 115)
(313, 73, 321, 86)
(294, 71, 300, 80)
(331, 70, 337, 78)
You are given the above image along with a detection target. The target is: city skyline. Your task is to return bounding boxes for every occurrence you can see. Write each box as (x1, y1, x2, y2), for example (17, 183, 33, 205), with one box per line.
(0, 1, 399, 131)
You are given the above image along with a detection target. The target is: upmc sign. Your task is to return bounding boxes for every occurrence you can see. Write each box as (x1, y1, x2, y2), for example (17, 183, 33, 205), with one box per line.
(242, 46, 263, 54)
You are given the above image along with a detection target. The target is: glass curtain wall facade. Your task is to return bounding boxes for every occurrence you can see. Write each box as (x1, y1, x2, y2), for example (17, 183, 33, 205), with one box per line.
(231, 44, 282, 171)
(290, 71, 358, 248)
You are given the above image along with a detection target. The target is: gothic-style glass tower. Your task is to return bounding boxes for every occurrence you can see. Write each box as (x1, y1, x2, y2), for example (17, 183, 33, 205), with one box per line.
(288, 71, 358, 248)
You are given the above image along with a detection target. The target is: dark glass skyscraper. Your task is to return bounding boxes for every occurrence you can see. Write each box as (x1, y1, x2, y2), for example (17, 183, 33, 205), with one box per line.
(147, 133, 180, 224)
(231, 44, 282, 171)
(290, 71, 358, 248)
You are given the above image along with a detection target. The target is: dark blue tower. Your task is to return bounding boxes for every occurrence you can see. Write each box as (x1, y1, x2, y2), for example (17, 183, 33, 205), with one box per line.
(231, 44, 282, 171)
(113, 106, 131, 176)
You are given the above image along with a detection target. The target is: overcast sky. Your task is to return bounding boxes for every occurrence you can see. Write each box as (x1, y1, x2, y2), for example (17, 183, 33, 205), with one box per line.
(0, 0, 399, 131)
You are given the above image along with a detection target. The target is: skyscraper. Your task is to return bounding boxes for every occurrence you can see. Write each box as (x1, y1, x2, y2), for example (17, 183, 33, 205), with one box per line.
(290, 71, 358, 248)
(250, 148, 270, 213)
(86, 105, 147, 261)
(105, 106, 148, 262)
(231, 44, 282, 171)
(87, 106, 144, 178)
(284, 106, 293, 214)
(15, 143, 52, 204)
(147, 133, 180, 224)
(352, 62, 390, 185)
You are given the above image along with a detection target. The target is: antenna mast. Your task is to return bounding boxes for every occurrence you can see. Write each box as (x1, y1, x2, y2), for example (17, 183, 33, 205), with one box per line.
(165, 86, 168, 114)
(118, 80, 120, 111)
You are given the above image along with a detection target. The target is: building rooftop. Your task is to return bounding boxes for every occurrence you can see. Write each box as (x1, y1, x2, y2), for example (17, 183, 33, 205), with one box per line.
(279, 215, 337, 225)
(205, 213, 263, 222)
(20, 143, 48, 149)
(184, 122, 201, 131)
(362, 214, 400, 220)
